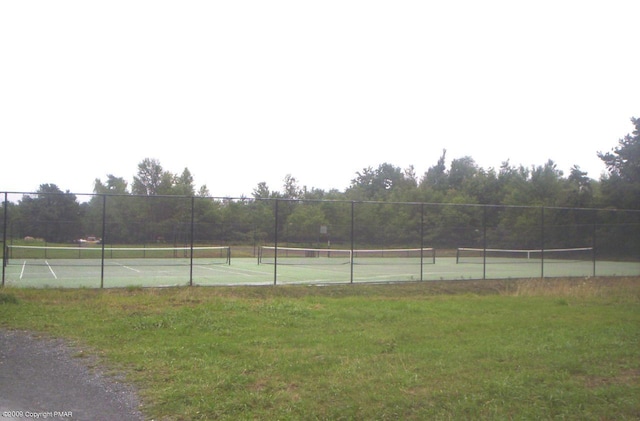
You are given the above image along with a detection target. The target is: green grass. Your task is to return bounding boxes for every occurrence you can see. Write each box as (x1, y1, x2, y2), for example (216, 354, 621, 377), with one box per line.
(1, 278, 639, 420)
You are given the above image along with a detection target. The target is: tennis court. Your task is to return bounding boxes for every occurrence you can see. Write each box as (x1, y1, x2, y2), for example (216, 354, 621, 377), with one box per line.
(2, 193, 639, 288)
(2, 245, 639, 288)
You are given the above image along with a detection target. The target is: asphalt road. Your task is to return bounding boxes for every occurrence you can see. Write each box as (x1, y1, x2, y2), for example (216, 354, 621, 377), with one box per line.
(0, 329, 145, 421)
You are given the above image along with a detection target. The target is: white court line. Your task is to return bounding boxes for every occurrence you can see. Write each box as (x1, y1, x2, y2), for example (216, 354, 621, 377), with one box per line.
(106, 262, 142, 272)
(353, 273, 416, 281)
(20, 261, 26, 279)
(120, 265, 141, 273)
(195, 265, 262, 277)
(45, 261, 58, 279)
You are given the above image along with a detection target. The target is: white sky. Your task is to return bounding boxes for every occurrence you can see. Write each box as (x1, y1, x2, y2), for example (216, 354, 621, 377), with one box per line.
(1, 1, 639, 197)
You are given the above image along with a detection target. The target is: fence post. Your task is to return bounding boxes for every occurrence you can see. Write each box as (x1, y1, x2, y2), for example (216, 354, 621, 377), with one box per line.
(540, 206, 545, 278)
(350, 201, 355, 284)
(592, 209, 597, 277)
(420, 203, 424, 281)
(189, 196, 195, 287)
(2, 192, 7, 287)
(273, 199, 278, 285)
(100, 195, 106, 288)
(482, 206, 487, 280)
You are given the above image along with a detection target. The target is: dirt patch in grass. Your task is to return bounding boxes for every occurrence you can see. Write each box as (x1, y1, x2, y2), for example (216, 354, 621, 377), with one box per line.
(583, 368, 640, 389)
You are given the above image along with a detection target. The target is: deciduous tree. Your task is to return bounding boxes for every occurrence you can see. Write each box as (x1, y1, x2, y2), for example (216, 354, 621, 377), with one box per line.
(598, 117, 640, 209)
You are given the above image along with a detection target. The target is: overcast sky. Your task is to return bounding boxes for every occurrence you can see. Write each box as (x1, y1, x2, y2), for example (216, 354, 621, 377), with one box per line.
(1, 1, 638, 197)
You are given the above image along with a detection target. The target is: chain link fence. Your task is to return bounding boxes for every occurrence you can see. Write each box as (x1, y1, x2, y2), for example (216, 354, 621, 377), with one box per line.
(2, 192, 639, 287)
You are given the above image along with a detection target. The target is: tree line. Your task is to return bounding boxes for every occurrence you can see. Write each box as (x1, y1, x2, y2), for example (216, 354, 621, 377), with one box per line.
(102, 117, 639, 209)
(2, 118, 639, 257)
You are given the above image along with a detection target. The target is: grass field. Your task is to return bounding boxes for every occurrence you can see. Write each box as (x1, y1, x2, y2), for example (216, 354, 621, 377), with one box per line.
(1, 277, 639, 420)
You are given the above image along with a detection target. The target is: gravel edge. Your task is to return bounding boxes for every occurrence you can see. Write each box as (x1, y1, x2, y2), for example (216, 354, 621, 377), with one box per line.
(0, 329, 146, 421)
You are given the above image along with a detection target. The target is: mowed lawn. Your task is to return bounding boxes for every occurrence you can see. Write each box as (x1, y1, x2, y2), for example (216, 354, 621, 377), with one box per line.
(1, 278, 639, 420)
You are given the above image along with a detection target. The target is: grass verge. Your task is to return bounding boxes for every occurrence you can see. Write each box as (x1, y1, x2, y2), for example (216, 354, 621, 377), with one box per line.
(1, 277, 639, 420)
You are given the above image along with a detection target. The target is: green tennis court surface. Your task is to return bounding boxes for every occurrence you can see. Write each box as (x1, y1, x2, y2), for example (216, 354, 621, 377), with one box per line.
(3, 256, 639, 288)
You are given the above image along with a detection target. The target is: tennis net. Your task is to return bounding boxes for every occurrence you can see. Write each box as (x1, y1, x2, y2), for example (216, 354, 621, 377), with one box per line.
(5, 245, 231, 266)
(258, 246, 435, 265)
(456, 247, 593, 264)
